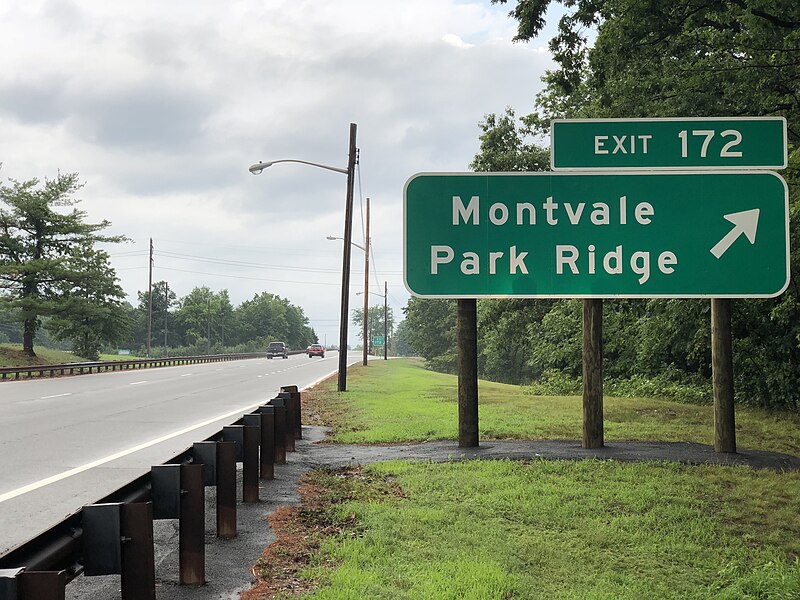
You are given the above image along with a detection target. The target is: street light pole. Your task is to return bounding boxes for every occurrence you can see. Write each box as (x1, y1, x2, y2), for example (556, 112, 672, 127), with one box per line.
(338, 123, 358, 392)
(362, 198, 370, 367)
(249, 123, 357, 392)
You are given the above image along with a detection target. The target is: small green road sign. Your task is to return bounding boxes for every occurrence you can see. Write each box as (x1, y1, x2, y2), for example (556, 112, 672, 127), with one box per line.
(373, 336, 385, 346)
(551, 117, 787, 171)
(404, 172, 789, 299)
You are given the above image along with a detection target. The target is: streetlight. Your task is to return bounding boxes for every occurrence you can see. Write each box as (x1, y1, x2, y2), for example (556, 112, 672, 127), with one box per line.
(326, 235, 365, 251)
(356, 280, 388, 360)
(328, 197, 370, 367)
(250, 123, 358, 392)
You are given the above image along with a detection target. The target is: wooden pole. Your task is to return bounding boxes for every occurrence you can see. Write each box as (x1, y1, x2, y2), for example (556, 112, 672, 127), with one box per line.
(362, 198, 370, 366)
(337, 123, 358, 392)
(457, 299, 479, 447)
(384, 280, 388, 360)
(582, 299, 604, 449)
(712, 298, 736, 453)
(146, 238, 153, 357)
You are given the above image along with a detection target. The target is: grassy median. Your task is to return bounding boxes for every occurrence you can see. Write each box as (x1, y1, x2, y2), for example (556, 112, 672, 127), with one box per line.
(289, 461, 800, 599)
(304, 358, 800, 456)
(246, 359, 800, 599)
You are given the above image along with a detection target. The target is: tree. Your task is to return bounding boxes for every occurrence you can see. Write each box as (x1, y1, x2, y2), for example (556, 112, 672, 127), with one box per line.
(0, 172, 127, 356)
(46, 243, 131, 360)
(173, 286, 224, 350)
(491, 0, 800, 408)
(132, 281, 177, 351)
(401, 298, 457, 372)
(351, 304, 395, 353)
(470, 108, 550, 172)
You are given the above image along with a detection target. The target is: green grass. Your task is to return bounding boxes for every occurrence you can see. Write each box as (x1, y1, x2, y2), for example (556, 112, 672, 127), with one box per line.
(298, 461, 800, 599)
(311, 359, 800, 456)
(0, 343, 87, 367)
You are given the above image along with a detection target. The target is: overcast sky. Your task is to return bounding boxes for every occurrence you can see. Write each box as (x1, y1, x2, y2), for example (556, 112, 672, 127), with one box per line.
(0, 0, 557, 348)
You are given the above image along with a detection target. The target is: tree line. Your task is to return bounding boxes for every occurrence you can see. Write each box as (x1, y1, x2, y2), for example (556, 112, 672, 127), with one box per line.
(402, 0, 799, 412)
(0, 172, 317, 360)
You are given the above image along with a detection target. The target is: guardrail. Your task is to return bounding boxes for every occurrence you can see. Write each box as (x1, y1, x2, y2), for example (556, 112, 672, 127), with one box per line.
(0, 385, 303, 599)
(0, 351, 307, 381)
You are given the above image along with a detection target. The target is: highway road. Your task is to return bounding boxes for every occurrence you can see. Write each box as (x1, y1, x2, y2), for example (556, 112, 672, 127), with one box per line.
(0, 352, 353, 554)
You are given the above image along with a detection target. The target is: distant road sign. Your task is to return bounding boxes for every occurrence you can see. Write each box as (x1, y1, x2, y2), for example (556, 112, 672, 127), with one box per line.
(373, 336, 385, 346)
(551, 117, 787, 171)
(404, 172, 789, 299)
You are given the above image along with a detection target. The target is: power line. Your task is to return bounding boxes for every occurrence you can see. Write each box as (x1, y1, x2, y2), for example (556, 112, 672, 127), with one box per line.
(156, 250, 344, 274)
(153, 249, 399, 275)
(156, 266, 342, 286)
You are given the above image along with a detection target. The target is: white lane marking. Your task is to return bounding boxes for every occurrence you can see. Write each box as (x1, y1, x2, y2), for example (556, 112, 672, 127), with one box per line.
(129, 381, 147, 386)
(181, 373, 194, 377)
(0, 398, 270, 504)
(41, 393, 72, 399)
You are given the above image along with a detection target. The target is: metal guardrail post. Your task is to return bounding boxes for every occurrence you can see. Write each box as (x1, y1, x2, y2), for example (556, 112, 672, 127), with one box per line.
(216, 442, 236, 539)
(280, 385, 302, 439)
(192, 442, 217, 487)
(270, 399, 287, 465)
(15, 570, 66, 600)
(179, 464, 204, 586)
(278, 393, 296, 452)
(222, 426, 244, 462)
(258, 407, 275, 480)
(120, 503, 155, 600)
(242, 426, 259, 503)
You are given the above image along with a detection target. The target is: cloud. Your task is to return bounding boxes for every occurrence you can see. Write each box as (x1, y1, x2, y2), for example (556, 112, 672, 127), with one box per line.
(0, 0, 554, 345)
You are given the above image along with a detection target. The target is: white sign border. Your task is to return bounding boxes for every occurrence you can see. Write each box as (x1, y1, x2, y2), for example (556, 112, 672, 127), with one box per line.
(549, 116, 788, 171)
(402, 170, 790, 300)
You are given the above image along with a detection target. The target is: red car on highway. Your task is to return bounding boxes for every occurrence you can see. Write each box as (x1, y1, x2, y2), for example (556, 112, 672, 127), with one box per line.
(307, 344, 325, 358)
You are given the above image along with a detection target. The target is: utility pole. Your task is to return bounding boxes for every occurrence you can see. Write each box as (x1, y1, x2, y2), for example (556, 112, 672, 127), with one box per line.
(362, 198, 370, 366)
(164, 281, 169, 352)
(337, 123, 357, 392)
(207, 296, 211, 355)
(384, 280, 388, 361)
(146, 238, 153, 358)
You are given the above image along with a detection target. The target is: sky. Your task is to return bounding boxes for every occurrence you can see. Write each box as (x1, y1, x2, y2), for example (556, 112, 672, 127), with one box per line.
(0, 0, 558, 348)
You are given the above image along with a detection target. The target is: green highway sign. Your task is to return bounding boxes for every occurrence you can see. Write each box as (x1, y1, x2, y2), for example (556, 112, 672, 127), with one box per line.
(551, 117, 787, 171)
(404, 172, 789, 299)
(373, 336, 385, 346)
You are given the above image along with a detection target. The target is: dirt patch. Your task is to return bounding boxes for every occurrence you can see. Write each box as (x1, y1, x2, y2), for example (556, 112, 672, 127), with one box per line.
(239, 505, 318, 600)
(240, 466, 405, 599)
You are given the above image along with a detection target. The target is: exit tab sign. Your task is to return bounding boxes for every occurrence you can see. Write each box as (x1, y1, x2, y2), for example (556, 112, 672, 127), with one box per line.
(551, 117, 787, 171)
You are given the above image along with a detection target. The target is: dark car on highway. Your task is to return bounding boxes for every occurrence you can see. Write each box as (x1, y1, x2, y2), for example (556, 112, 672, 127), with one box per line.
(267, 341, 288, 359)
(307, 344, 325, 358)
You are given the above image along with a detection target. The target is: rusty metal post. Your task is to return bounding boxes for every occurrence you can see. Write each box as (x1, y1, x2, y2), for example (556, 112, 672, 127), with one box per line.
(17, 571, 66, 600)
(258, 407, 275, 480)
(242, 425, 259, 503)
(280, 394, 296, 452)
(216, 442, 236, 539)
(179, 464, 204, 586)
(120, 502, 155, 600)
(271, 399, 287, 465)
(281, 385, 302, 439)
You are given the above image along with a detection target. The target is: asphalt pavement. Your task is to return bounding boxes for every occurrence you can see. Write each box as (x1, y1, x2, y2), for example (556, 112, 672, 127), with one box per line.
(0, 353, 348, 554)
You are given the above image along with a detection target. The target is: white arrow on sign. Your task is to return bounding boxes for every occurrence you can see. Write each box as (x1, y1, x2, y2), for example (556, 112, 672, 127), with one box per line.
(710, 209, 760, 259)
